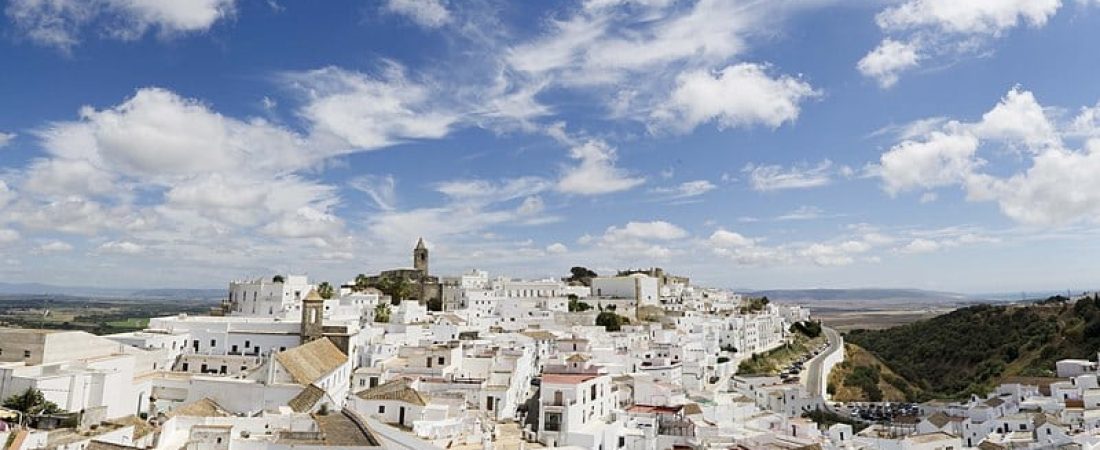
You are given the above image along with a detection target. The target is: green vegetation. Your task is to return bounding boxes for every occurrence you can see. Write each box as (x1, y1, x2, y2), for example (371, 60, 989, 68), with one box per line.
(790, 321, 822, 338)
(105, 317, 149, 329)
(376, 277, 414, 305)
(845, 365, 883, 402)
(565, 266, 598, 286)
(739, 296, 770, 314)
(373, 303, 391, 323)
(568, 296, 592, 312)
(737, 327, 824, 375)
(3, 388, 61, 415)
(0, 296, 210, 335)
(848, 296, 1100, 399)
(317, 282, 334, 299)
(595, 311, 629, 331)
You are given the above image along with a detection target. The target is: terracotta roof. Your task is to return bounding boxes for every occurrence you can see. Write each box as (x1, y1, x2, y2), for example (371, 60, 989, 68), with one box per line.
(984, 397, 1006, 407)
(355, 378, 428, 406)
(289, 385, 326, 413)
(542, 374, 599, 385)
(566, 353, 591, 363)
(169, 398, 230, 418)
(978, 441, 1007, 450)
(275, 338, 348, 385)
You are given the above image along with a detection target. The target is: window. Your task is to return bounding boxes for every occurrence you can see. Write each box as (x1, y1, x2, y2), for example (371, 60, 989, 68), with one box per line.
(24, 350, 30, 358)
(182, 363, 189, 371)
(379, 405, 385, 414)
(438, 356, 445, 365)
(210, 339, 216, 348)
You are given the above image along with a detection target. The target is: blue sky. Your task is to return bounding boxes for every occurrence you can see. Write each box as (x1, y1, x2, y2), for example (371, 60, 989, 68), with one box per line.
(2, 0, 1100, 293)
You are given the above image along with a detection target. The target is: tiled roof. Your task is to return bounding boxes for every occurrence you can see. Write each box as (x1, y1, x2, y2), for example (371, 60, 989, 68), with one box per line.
(289, 385, 326, 413)
(355, 378, 429, 406)
(275, 338, 348, 385)
(521, 330, 556, 340)
(169, 398, 231, 418)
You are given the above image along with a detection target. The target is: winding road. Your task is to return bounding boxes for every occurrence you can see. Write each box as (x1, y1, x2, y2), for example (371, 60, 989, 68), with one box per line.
(803, 326, 843, 399)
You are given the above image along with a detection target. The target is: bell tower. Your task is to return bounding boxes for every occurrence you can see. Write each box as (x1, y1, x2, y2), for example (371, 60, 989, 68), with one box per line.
(414, 237, 429, 274)
(300, 289, 324, 344)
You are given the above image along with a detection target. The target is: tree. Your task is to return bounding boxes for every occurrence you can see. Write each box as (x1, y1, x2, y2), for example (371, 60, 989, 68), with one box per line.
(3, 388, 61, 415)
(354, 274, 370, 292)
(596, 311, 627, 332)
(317, 282, 334, 300)
(272, 275, 285, 283)
(373, 303, 391, 323)
(565, 266, 598, 286)
(378, 277, 413, 305)
(568, 297, 592, 312)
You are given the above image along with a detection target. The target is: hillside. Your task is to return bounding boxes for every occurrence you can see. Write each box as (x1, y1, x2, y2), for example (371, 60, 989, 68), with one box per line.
(847, 297, 1100, 399)
(827, 344, 924, 402)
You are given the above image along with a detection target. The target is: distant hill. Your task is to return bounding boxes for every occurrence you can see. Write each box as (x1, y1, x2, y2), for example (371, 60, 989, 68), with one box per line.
(0, 282, 222, 301)
(847, 296, 1100, 399)
(749, 288, 967, 302)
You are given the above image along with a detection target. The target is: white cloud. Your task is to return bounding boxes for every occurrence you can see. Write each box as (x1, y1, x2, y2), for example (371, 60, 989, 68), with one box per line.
(650, 179, 716, 199)
(99, 240, 144, 254)
(876, 130, 980, 195)
(38, 240, 73, 253)
(590, 221, 689, 259)
(653, 64, 817, 132)
(857, 39, 921, 89)
(874, 87, 1100, 227)
(0, 228, 20, 243)
(348, 175, 397, 211)
(557, 139, 644, 195)
(744, 160, 836, 192)
(900, 238, 940, 254)
(876, 0, 1061, 35)
(546, 242, 568, 254)
(384, 0, 451, 28)
(861, 0, 1063, 86)
(972, 88, 1060, 151)
(286, 64, 459, 151)
(437, 177, 551, 204)
(776, 206, 825, 221)
(0, 132, 14, 148)
(5, 0, 236, 51)
(708, 229, 754, 248)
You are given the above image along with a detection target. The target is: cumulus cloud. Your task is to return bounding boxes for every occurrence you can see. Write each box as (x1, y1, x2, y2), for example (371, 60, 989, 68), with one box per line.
(557, 139, 644, 195)
(384, 0, 450, 28)
(857, 39, 921, 88)
(0, 132, 14, 148)
(653, 64, 817, 132)
(546, 242, 568, 254)
(860, 0, 1063, 86)
(285, 64, 459, 151)
(588, 221, 689, 259)
(5, 0, 236, 51)
(873, 87, 1100, 227)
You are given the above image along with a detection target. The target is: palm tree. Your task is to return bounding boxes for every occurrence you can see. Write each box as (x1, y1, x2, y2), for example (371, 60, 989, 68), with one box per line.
(317, 282, 334, 300)
(353, 274, 369, 292)
(373, 303, 391, 323)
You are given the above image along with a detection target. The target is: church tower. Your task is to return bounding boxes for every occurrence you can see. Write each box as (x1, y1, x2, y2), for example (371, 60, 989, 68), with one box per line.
(414, 237, 429, 274)
(300, 288, 324, 344)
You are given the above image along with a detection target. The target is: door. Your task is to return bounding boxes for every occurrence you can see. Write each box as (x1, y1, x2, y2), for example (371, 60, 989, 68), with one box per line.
(399, 407, 406, 426)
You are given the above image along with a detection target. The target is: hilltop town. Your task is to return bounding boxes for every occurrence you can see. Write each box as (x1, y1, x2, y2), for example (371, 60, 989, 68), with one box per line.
(0, 241, 1097, 450)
